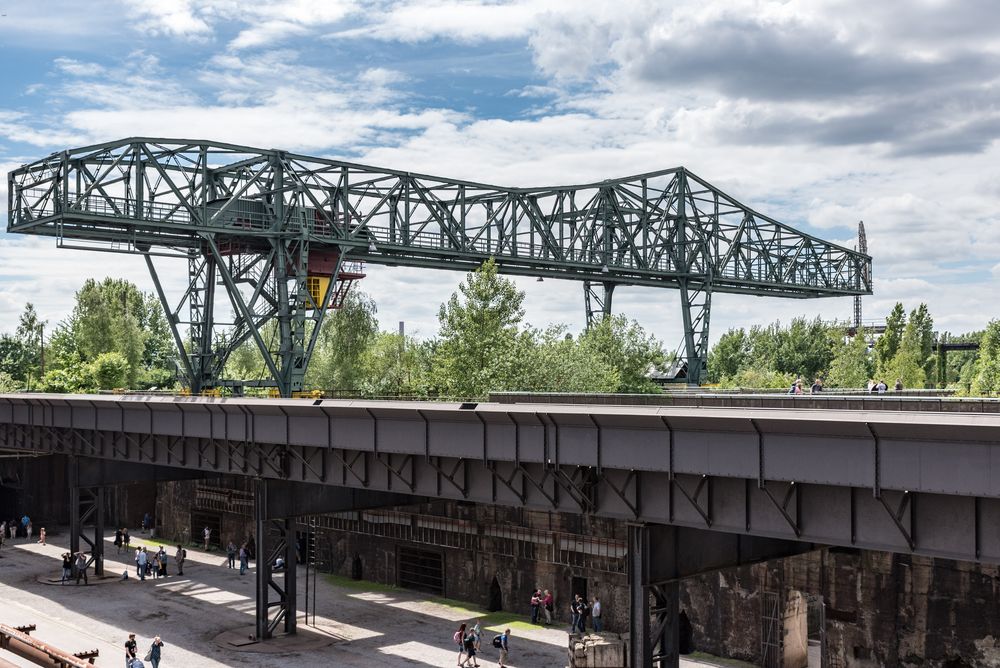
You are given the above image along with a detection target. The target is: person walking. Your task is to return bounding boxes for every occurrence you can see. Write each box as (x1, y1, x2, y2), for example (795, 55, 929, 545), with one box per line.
(810, 378, 823, 394)
(142, 512, 151, 534)
(895, 378, 904, 392)
(592, 596, 603, 632)
(175, 544, 186, 576)
(124, 633, 138, 668)
(453, 622, 467, 667)
(60, 552, 72, 584)
(226, 540, 237, 568)
(37, 527, 46, 545)
(463, 625, 479, 668)
(122, 528, 131, 551)
(471, 619, 482, 653)
(542, 590, 553, 625)
(239, 544, 248, 575)
(157, 547, 168, 577)
(114, 528, 123, 554)
(146, 636, 164, 668)
(496, 628, 510, 668)
(75, 551, 88, 585)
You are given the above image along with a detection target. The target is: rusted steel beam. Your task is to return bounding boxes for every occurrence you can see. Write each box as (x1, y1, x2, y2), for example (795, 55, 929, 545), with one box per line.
(0, 624, 97, 667)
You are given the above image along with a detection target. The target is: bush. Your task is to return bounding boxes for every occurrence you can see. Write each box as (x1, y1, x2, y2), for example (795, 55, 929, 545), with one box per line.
(89, 352, 131, 390)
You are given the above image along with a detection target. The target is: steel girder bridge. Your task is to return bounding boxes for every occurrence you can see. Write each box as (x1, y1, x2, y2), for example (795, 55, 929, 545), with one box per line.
(7, 138, 871, 395)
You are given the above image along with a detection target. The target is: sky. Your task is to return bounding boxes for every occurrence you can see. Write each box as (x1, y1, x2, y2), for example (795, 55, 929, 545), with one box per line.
(1, 0, 999, 352)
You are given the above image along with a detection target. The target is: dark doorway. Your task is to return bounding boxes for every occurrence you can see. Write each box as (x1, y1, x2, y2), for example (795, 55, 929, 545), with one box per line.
(397, 546, 444, 595)
(190, 511, 222, 550)
(571, 576, 588, 603)
(488, 576, 503, 612)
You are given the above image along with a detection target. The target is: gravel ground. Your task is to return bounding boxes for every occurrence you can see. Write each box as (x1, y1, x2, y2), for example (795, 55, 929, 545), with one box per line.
(0, 528, 727, 667)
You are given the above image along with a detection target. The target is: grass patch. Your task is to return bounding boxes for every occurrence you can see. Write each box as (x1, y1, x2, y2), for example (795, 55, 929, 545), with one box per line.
(323, 573, 401, 593)
(427, 596, 538, 629)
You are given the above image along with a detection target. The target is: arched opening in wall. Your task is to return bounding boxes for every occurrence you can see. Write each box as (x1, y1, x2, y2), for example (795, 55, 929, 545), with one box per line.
(489, 575, 503, 611)
(352, 553, 363, 580)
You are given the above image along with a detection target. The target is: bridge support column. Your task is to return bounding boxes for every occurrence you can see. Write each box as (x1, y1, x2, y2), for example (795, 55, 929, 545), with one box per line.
(584, 281, 616, 328)
(678, 279, 711, 386)
(67, 459, 105, 578)
(628, 524, 679, 668)
(255, 480, 298, 640)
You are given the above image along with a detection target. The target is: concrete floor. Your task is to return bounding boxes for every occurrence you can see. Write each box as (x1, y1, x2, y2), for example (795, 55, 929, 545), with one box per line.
(0, 529, 731, 667)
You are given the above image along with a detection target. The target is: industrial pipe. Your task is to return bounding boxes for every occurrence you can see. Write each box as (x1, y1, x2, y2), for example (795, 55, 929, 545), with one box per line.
(0, 624, 96, 667)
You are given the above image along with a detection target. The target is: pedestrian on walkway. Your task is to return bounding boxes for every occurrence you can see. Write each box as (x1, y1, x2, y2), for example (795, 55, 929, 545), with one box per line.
(125, 633, 138, 667)
(38, 527, 46, 545)
(226, 540, 237, 568)
(463, 625, 479, 668)
(454, 622, 467, 667)
(542, 590, 553, 625)
(75, 552, 88, 585)
(122, 528, 130, 551)
(137, 547, 148, 581)
(175, 545, 186, 576)
(61, 552, 72, 584)
(203, 526, 211, 551)
(576, 596, 589, 633)
(570, 595, 581, 633)
(114, 528, 123, 554)
(591, 597, 603, 632)
(497, 628, 510, 667)
(142, 512, 151, 534)
(471, 619, 482, 653)
(239, 544, 248, 575)
(147, 635, 164, 668)
(157, 547, 168, 577)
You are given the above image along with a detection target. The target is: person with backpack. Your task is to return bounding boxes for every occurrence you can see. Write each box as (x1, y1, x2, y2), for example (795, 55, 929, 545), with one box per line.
(493, 629, 510, 667)
(453, 623, 467, 666)
(576, 596, 590, 633)
(463, 626, 479, 668)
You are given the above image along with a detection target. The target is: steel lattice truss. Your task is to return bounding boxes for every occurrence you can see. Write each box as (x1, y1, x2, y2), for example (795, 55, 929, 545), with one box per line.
(7, 138, 871, 393)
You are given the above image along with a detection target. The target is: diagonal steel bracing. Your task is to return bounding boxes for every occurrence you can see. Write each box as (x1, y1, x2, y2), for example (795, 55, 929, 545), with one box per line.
(7, 139, 871, 394)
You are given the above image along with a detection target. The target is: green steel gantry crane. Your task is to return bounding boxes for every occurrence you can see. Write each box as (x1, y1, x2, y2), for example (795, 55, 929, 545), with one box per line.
(7, 138, 872, 395)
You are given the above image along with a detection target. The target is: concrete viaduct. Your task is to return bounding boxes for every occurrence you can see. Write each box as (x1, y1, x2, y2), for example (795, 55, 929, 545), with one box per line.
(3, 393, 1000, 667)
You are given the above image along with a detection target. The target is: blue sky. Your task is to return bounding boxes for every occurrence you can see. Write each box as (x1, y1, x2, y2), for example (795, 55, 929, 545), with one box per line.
(2, 0, 1000, 348)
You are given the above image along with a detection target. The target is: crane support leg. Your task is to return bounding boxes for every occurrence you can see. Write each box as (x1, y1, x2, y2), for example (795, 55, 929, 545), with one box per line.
(584, 281, 616, 328)
(679, 280, 711, 386)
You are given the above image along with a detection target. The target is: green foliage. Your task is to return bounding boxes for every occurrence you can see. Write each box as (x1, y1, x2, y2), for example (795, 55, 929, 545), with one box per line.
(971, 320, 1000, 396)
(39, 365, 94, 394)
(0, 371, 19, 393)
(359, 332, 432, 396)
(718, 368, 796, 390)
(826, 331, 872, 388)
(707, 328, 750, 383)
(875, 303, 905, 374)
(577, 316, 664, 393)
(520, 326, 620, 393)
(430, 259, 528, 397)
(771, 317, 838, 381)
(90, 352, 131, 390)
(306, 291, 379, 389)
(909, 303, 935, 378)
(0, 335, 30, 383)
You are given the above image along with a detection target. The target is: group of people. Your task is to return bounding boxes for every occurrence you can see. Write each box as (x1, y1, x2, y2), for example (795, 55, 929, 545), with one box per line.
(788, 377, 824, 394)
(125, 632, 164, 668)
(59, 551, 91, 584)
(1, 515, 37, 544)
(529, 588, 554, 624)
(453, 620, 511, 668)
(131, 545, 180, 580)
(569, 594, 603, 634)
(867, 378, 904, 393)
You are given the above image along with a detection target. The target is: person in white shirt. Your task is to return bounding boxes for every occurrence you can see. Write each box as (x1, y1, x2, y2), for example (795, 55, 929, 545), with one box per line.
(591, 597, 603, 632)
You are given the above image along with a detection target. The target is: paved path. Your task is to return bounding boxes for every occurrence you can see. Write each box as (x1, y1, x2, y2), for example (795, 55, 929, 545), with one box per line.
(0, 529, 730, 667)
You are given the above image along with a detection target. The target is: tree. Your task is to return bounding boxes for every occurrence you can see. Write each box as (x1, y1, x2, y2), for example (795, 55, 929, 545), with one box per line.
(0, 335, 30, 383)
(707, 328, 750, 383)
(306, 290, 379, 390)
(431, 259, 528, 397)
(67, 279, 147, 386)
(578, 316, 665, 393)
(14, 303, 45, 385)
(90, 352, 130, 390)
(971, 320, 1000, 396)
(908, 303, 935, 378)
(881, 314, 927, 389)
(718, 368, 796, 389)
(0, 371, 19, 393)
(359, 332, 432, 396)
(875, 303, 905, 374)
(520, 326, 620, 393)
(772, 317, 838, 381)
(826, 330, 873, 388)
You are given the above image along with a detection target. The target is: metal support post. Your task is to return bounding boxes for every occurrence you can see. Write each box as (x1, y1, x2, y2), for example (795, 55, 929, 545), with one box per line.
(628, 524, 679, 668)
(678, 279, 711, 386)
(255, 480, 297, 640)
(67, 458, 105, 577)
(584, 281, 616, 327)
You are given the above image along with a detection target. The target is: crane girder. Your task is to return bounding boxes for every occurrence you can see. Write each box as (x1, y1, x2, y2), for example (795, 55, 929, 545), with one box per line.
(7, 138, 872, 392)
